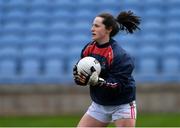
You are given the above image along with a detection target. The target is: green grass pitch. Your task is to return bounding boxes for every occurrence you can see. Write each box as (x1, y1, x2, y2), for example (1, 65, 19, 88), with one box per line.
(0, 113, 180, 127)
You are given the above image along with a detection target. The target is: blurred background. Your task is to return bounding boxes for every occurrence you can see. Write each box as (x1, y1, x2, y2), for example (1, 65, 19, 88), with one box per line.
(0, 0, 180, 127)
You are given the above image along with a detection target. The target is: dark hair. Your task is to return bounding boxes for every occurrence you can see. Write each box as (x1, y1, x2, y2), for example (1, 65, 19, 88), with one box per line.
(97, 10, 141, 37)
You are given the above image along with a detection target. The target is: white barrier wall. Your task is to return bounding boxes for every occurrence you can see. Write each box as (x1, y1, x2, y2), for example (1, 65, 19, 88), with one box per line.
(0, 84, 180, 116)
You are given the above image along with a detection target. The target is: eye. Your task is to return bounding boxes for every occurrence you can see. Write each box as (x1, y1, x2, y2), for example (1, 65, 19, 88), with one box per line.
(93, 24, 100, 28)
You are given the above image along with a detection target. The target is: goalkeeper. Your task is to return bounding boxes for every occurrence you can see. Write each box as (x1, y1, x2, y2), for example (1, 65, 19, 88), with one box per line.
(73, 10, 141, 127)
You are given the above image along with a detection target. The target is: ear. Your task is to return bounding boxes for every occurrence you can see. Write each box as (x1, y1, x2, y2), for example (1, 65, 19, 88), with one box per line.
(106, 27, 112, 34)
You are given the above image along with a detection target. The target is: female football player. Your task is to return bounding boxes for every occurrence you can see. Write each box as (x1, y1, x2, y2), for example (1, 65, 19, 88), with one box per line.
(73, 10, 141, 127)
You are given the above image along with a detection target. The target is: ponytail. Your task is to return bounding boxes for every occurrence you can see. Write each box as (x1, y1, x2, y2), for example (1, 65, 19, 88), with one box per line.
(116, 10, 141, 34)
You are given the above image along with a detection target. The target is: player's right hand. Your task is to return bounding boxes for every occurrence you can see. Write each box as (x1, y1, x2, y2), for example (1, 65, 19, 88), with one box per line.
(73, 65, 89, 86)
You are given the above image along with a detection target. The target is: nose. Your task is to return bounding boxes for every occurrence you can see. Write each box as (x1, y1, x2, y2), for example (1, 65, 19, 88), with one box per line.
(91, 26, 95, 32)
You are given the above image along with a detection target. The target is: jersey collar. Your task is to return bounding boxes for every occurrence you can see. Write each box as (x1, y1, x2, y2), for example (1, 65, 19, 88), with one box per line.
(95, 38, 115, 48)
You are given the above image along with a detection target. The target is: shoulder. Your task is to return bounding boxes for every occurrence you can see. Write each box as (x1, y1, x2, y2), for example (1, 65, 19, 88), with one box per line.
(110, 39, 126, 58)
(110, 39, 134, 64)
(81, 41, 95, 58)
(83, 41, 95, 49)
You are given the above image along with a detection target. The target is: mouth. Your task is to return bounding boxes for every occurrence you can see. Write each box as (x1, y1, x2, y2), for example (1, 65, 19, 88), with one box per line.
(92, 33, 96, 36)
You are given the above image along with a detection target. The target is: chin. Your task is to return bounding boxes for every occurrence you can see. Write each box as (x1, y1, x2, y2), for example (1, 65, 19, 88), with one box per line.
(92, 37, 96, 41)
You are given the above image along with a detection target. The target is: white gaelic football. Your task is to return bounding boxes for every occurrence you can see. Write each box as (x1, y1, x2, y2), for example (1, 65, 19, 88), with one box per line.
(77, 56, 101, 75)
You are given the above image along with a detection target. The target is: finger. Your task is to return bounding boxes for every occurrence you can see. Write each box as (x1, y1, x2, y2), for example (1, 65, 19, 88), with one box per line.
(73, 65, 78, 72)
(79, 78, 86, 84)
(73, 70, 78, 75)
(80, 72, 89, 77)
(77, 75, 86, 82)
(80, 73, 88, 79)
(74, 76, 86, 85)
(75, 76, 86, 84)
(74, 73, 85, 80)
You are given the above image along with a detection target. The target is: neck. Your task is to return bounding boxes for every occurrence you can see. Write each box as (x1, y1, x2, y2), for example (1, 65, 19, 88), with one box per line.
(96, 36, 110, 45)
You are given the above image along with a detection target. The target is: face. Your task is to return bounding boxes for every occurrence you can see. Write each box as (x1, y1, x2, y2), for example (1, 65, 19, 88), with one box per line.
(91, 17, 111, 43)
